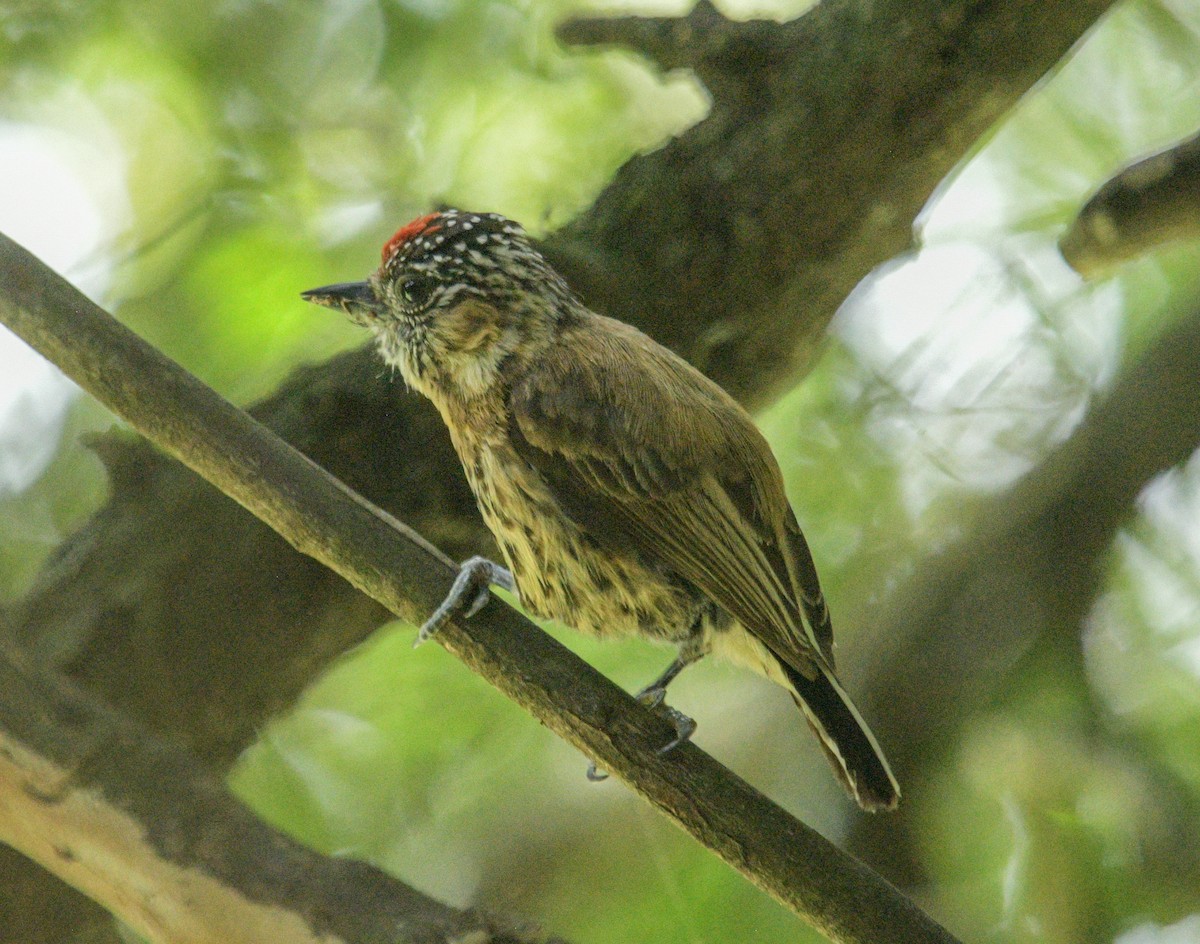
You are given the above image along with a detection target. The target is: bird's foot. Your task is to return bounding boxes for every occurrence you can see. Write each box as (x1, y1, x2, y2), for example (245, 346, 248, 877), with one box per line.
(416, 556, 514, 646)
(585, 688, 697, 781)
(653, 705, 697, 754)
(635, 681, 697, 752)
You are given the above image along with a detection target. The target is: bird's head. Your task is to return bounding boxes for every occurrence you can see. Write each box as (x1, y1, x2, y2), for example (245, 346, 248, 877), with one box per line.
(303, 210, 574, 398)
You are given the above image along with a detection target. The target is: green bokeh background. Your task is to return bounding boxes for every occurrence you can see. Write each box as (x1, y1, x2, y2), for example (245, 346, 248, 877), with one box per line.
(3, 0, 1200, 941)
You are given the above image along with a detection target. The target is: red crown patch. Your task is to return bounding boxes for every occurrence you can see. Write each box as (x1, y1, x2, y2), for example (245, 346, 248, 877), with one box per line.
(382, 212, 443, 263)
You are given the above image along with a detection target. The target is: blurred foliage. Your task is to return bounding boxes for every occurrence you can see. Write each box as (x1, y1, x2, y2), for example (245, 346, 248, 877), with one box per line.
(4, 0, 1200, 942)
(1089, 453, 1200, 794)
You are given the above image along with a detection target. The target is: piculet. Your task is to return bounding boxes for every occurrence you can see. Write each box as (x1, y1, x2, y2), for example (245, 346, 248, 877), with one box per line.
(303, 210, 899, 811)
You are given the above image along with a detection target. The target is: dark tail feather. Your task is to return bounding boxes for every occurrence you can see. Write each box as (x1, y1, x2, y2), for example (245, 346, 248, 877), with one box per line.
(779, 658, 900, 813)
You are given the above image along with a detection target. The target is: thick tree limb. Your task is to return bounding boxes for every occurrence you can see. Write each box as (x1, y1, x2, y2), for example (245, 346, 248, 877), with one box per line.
(551, 0, 1118, 403)
(0, 644, 551, 944)
(0, 234, 962, 944)
(9, 351, 468, 765)
(1060, 128, 1200, 276)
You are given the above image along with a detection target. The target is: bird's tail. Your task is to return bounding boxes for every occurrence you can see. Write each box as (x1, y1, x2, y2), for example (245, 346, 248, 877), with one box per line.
(779, 658, 900, 813)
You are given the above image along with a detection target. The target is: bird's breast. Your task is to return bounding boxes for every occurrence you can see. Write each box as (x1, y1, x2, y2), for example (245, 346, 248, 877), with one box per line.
(450, 427, 698, 643)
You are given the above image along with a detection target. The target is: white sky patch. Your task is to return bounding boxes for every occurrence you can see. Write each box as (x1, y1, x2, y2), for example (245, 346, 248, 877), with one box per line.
(0, 120, 122, 494)
(838, 243, 1038, 403)
(1138, 461, 1200, 570)
(1122, 460, 1200, 682)
(1117, 915, 1200, 944)
(919, 156, 1013, 241)
(1084, 453, 1200, 727)
(834, 239, 1117, 518)
(1167, 637, 1200, 680)
(572, 0, 816, 25)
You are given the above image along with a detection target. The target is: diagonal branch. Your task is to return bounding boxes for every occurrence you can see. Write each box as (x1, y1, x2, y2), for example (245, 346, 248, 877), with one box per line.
(0, 234, 960, 944)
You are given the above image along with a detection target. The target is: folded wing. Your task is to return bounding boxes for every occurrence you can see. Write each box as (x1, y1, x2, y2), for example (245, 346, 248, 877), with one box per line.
(508, 315, 833, 674)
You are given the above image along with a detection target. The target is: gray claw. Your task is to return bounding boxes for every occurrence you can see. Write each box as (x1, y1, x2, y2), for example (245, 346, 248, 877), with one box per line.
(584, 697, 697, 781)
(636, 683, 695, 752)
(655, 706, 697, 755)
(416, 556, 514, 646)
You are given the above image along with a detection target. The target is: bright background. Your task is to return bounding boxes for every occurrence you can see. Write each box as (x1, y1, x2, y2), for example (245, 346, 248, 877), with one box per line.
(2, 0, 1200, 941)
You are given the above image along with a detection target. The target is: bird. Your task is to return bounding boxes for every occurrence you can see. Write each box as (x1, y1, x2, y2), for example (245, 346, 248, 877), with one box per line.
(302, 209, 899, 811)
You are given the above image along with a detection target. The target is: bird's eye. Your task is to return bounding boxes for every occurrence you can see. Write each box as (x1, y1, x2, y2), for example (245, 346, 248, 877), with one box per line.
(401, 276, 435, 308)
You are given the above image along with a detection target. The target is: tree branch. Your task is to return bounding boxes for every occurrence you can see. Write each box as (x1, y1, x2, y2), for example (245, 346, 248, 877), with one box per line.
(1060, 128, 1200, 276)
(9, 351, 466, 766)
(0, 234, 961, 944)
(0, 644, 552, 944)
(551, 0, 1119, 404)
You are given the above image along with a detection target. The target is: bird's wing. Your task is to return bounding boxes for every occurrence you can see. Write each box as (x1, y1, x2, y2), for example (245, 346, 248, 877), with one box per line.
(508, 316, 834, 671)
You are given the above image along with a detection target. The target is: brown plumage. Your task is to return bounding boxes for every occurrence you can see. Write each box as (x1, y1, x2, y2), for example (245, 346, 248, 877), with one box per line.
(303, 209, 899, 811)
